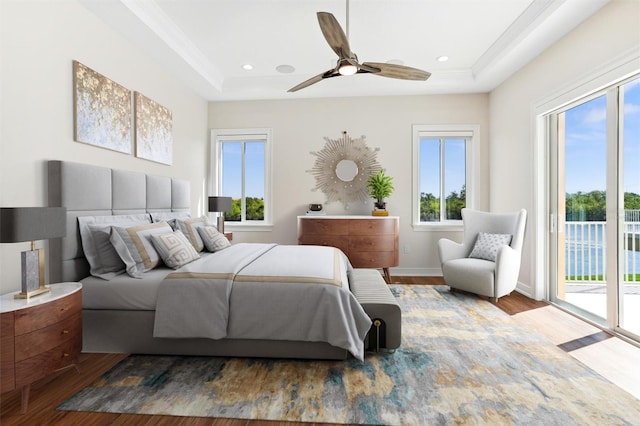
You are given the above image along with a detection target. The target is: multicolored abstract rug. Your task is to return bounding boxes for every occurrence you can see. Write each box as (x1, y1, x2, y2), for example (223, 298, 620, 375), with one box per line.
(58, 285, 640, 424)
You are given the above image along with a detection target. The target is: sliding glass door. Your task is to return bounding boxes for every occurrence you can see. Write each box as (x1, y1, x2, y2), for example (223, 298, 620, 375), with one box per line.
(549, 75, 640, 341)
(620, 78, 640, 337)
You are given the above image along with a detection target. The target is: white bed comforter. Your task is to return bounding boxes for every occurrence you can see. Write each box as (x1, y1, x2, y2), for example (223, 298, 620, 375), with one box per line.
(153, 243, 372, 360)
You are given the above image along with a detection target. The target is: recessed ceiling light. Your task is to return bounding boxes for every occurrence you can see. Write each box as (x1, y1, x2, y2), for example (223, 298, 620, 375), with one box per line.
(275, 64, 295, 74)
(242, 64, 254, 71)
(436, 56, 449, 62)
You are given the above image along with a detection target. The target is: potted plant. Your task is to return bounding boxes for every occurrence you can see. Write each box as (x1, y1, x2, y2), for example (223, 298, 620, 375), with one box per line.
(367, 169, 394, 213)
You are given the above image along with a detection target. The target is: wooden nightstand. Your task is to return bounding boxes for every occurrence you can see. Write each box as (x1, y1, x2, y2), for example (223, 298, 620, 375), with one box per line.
(0, 282, 82, 413)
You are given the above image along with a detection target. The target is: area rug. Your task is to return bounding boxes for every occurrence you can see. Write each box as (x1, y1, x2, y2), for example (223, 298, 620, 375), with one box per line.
(58, 285, 640, 425)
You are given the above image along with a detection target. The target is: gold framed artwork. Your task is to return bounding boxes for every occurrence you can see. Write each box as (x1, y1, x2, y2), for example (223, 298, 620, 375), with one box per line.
(73, 61, 132, 154)
(134, 92, 173, 165)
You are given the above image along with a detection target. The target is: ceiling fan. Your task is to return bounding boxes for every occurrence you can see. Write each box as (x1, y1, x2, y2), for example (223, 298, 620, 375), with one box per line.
(288, 3, 431, 92)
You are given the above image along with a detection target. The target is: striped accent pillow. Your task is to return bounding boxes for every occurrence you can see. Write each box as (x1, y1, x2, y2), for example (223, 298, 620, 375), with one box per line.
(110, 222, 173, 278)
(176, 216, 214, 252)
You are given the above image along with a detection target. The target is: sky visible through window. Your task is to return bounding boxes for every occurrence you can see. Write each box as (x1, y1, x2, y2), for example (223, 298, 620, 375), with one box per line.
(565, 78, 640, 195)
(419, 138, 465, 198)
(221, 141, 265, 199)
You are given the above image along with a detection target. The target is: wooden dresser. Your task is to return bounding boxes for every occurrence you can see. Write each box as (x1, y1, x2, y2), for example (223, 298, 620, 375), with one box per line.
(0, 282, 82, 413)
(297, 215, 399, 282)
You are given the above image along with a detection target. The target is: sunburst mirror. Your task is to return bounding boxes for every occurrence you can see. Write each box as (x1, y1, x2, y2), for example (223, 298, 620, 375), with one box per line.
(308, 132, 381, 208)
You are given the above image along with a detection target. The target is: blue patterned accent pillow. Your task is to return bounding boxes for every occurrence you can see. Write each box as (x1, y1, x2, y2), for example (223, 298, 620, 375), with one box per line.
(468, 232, 512, 262)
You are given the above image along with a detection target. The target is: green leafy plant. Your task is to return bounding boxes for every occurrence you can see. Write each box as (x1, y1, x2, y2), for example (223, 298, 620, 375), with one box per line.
(367, 169, 395, 209)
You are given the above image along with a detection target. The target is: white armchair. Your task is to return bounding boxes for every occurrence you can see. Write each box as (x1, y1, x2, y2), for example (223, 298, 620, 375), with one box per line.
(437, 208, 527, 302)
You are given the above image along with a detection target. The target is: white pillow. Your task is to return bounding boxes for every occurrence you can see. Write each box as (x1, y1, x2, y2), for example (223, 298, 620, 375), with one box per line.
(150, 230, 200, 269)
(176, 216, 214, 252)
(197, 226, 231, 252)
(468, 232, 512, 262)
(78, 214, 151, 280)
(110, 222, 173, 278)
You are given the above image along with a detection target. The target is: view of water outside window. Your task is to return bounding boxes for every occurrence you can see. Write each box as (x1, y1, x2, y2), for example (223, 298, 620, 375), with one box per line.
(562, 78, 640, 336)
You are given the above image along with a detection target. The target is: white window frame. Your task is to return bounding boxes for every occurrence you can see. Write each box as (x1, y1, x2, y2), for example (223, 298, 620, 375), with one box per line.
(412, 124, 479, 231)
(210, 128, 273, 231)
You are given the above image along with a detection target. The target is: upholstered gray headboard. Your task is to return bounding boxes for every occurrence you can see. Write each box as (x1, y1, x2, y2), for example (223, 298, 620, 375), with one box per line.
(48, 160, 191, 283)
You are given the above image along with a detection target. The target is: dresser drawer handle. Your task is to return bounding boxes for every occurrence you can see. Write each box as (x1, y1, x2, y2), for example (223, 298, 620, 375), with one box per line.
(63, 353, 70, 358)
(62, 330, 69, 334)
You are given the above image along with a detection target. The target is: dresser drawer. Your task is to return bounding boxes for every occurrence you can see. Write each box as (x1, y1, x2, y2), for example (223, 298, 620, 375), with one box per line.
(349, 250, 397, 268)
(349, 235, 396, 252)
(15, 311, 82, 362)
(299, 235, 349, 253)
(15, 336, 82, 387)
(348, 218, 397, 235)
(299, 219, 349, 235)
(14, 290, 81, 335)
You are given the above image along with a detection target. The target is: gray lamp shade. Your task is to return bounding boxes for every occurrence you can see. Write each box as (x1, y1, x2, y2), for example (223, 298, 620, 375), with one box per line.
(0, 207, 67, 243)
(208, 196, 232, 213)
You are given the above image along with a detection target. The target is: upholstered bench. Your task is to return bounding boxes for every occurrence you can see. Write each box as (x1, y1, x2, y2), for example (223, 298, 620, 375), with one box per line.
(350, 268, 401, 352)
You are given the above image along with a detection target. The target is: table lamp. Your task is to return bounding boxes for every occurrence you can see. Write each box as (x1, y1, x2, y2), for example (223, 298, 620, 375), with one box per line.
(0, 207, 66, 298)
(208, 196, 232, 233)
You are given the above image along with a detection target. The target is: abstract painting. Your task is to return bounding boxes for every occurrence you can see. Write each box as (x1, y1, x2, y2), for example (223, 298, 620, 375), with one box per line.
(134, 92, 172, 165)
(73, 61, 132, 154)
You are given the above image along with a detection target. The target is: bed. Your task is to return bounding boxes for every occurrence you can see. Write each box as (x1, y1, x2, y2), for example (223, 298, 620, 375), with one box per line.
(48, 160, 372, 360)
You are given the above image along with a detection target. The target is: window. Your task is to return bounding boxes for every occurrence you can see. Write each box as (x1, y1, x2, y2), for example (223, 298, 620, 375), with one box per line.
(211, 128, 272, 230)
(412, 125, 478, 229)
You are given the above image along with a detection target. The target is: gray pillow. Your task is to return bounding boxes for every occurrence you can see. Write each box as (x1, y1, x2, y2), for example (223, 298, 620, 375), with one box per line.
(468, 232, 512, 262)
(78, 214, 151, 280)
(110, 222, 173, 278)
(197, 225, 231, 252)
(150, 212, 192, 230)
(176, 216, 214, 252)
(150, 230, 200, 269)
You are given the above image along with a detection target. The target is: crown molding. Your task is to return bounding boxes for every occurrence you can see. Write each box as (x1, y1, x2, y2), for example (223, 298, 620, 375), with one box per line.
(120, 0, 224, 91)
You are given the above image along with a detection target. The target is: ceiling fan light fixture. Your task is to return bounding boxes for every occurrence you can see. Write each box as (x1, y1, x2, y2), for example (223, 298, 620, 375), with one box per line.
(338, 63, 357, 76)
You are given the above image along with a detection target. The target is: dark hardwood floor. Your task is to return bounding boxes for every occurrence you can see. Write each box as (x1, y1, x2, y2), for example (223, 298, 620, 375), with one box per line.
(0, 278, 547, 425)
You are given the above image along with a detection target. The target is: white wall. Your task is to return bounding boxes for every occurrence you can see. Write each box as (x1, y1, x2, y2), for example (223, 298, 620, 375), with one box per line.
(0, 0, 209, 294)
(489, 0, 640, 298)
(209, 94, 490, 275)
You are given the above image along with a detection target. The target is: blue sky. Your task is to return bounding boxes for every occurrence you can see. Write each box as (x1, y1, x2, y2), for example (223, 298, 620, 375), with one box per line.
(565, 78, 640, 194)
(221, 141, 265, 198)
(419, 138, 465, 197)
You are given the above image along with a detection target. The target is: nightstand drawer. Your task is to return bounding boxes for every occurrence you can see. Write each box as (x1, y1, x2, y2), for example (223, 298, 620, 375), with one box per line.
(1, 312, 15, 392)
(15, 336, 82, 387)
(15, 311, 82, 361)
(14, 290, 81, 335)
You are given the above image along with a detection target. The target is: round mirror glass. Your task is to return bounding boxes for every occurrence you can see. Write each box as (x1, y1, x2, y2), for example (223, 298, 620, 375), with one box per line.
(335, 159, 359, 182)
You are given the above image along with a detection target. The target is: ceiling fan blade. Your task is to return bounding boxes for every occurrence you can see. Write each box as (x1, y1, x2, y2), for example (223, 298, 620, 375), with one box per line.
(363, 62, 431, 81)
(317, 12, 352, 58)
(288, 69, 336, 92)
